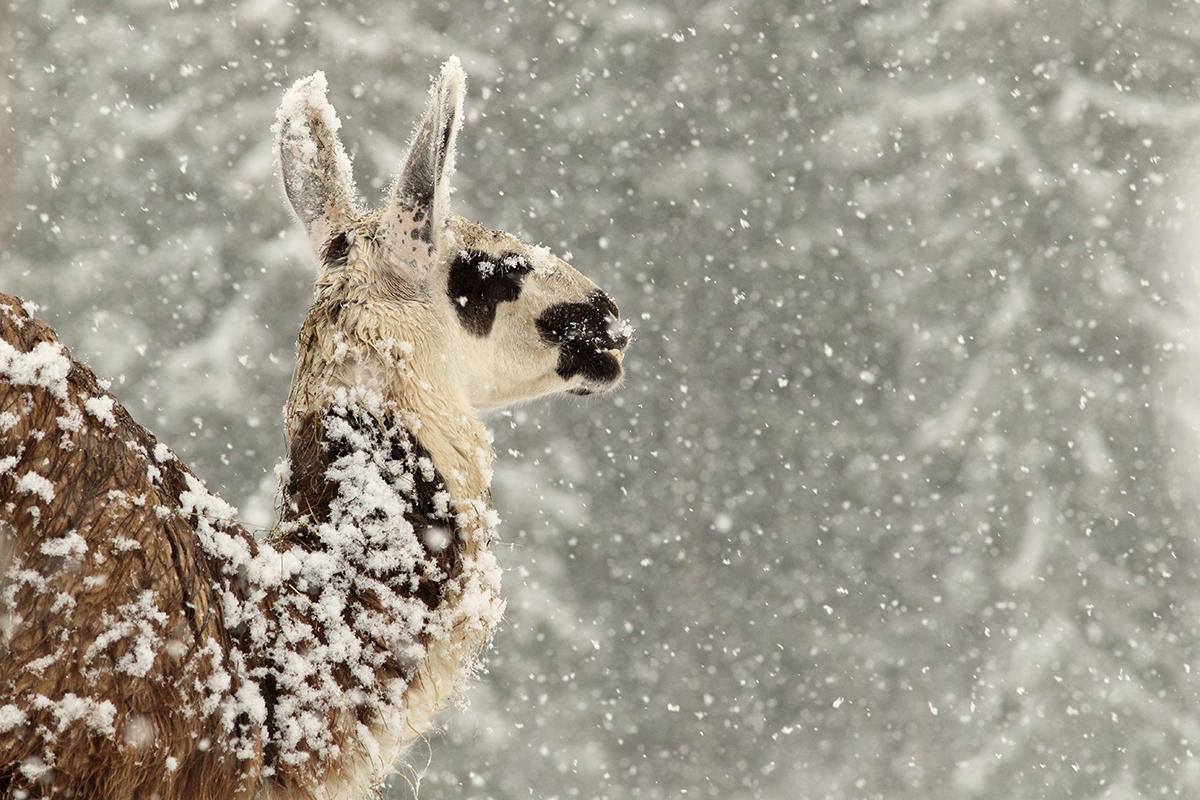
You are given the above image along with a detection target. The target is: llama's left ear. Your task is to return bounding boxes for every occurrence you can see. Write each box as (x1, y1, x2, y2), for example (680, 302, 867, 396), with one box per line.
(380, 57, 465, 283)
(275, 71, 359, 250)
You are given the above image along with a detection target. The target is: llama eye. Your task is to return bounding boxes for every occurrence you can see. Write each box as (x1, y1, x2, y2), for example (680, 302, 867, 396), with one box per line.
(447, 249, 528, 336)
(495, 254, 531, 282)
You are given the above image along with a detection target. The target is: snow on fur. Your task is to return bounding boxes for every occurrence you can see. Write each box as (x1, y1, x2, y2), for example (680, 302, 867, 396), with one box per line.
(0, 58, 627, 800)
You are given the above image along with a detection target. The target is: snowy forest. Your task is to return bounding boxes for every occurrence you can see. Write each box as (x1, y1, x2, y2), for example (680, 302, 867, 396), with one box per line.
(5, 0, 1200, 798)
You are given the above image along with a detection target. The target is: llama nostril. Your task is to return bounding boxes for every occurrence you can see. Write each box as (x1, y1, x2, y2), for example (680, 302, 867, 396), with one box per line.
(588, 291, 630, 350)
(591, 290, 620, 321)
(608, 315, 632, 349)
(537, 292, 630, 357)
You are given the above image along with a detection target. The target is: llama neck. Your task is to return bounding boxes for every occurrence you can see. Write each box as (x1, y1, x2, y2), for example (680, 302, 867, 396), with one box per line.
(264, 389, 503, 793)
(279, 402, 456, 551)
(282, 297, 495, 532)
(261, 303, 504, 788)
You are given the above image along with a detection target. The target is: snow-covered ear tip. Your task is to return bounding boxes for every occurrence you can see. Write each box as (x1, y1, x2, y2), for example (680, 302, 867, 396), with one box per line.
(275, 71, 357, 234)
(439, 56, 465, 87)
(275, 72, 339, 165)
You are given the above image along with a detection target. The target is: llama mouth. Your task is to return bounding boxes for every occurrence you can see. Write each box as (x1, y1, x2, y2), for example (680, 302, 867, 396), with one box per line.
(564, 345, 625, 396)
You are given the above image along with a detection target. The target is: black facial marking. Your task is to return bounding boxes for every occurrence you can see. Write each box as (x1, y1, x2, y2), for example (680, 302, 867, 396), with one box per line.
(536, 291, 628, 384)
(536, 291, 625, 347)
(447, 250, 533, 336)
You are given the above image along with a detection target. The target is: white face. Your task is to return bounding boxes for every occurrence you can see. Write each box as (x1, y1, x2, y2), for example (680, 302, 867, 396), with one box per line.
(276, 63, 629, 413)
(423, 215, 629, 410)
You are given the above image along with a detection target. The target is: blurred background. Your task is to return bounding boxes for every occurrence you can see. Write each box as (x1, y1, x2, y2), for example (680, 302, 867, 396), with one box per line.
(5, 1, 1200, 797)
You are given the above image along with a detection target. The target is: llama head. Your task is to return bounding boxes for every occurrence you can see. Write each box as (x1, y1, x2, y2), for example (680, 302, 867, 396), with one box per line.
(275, 59, 630, 413)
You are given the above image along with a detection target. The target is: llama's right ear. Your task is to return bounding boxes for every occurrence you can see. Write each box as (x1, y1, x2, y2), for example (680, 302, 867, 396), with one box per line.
(379, 58, 465, 282)
(275, 72, 358, 249)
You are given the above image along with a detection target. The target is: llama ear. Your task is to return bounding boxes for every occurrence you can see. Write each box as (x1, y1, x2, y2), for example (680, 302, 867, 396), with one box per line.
(379, 57, 465, 281)
(275, 72, 358, 249)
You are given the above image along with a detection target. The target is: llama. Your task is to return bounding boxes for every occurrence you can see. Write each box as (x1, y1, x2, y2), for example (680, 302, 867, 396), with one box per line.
(0, 58, 629, 800)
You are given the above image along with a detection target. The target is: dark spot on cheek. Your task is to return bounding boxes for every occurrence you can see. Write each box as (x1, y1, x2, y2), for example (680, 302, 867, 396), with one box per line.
(447, 250, 531, 336)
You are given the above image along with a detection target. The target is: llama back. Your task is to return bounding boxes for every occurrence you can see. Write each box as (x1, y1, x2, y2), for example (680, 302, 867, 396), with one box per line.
(0, 294, 263, 799)
(0, 293, 503, 799)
